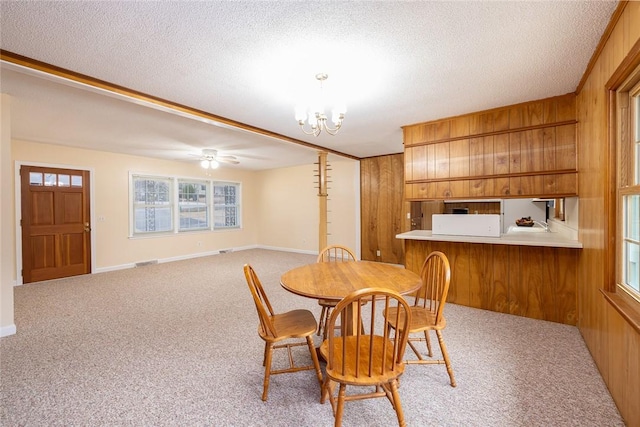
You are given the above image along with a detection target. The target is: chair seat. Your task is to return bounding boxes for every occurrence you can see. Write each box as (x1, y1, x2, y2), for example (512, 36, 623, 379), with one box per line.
(320, 335, 405, 386)
(386, 306, 447, 332)
(264, 309, 319, 341)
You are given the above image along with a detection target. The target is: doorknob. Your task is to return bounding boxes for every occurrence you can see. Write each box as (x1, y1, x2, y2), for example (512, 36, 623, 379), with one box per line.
(84, 222, 91, 232)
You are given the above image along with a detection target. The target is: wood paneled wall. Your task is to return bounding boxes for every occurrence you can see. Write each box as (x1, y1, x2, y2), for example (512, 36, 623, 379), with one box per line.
(405, 240, 578, 325)
(360, 154, 405, 264)
(403, 94, 578, 200)
(577, 2, 640, 425)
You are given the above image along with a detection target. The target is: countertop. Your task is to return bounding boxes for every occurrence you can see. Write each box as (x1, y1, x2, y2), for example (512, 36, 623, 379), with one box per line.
(396, 230, 583, 249)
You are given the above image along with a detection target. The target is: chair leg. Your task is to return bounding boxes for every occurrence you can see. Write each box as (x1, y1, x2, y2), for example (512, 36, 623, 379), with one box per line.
(334, 383, 346, 427)
(436, 330, 456, 387)
(322, 307, 333, 341)
(317, 306, 327, 336)
(389, 379, 406, 427)
(321, 376, 330, 404)
(262, 342, 269, 366)
(262, 342, 274, 401)
(424, 330, 433, 357)
(306, 336, 323, 397)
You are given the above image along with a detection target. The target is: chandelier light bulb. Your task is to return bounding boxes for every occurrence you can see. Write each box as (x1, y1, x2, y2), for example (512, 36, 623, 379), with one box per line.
(295, 73, 345, 137)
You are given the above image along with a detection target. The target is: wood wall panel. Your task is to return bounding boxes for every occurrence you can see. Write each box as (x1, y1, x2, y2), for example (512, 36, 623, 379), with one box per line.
(576, 3, 640, 426)
(404, 240, 577, 325)
(403, 94, 578, 200)
(360, 154, 404, 265)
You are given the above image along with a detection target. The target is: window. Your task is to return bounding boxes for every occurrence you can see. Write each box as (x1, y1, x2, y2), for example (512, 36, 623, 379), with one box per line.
(178, 180, 210, 231)
(213, 182, 241, 229)
(130, 174, 241, 236)
(132, 175, 174, 234)
(620, 82, 640, 300)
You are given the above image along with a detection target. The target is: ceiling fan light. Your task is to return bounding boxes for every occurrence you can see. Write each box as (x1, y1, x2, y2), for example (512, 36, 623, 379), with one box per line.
(200, 159, 210, 168)
(210, 160, 220, 169)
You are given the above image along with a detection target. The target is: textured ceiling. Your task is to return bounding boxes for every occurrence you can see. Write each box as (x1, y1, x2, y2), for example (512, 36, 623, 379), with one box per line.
(0, 1, 618, 170)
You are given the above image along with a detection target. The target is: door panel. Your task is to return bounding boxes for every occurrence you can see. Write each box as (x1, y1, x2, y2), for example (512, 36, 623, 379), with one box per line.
(21, 166, 91, 283)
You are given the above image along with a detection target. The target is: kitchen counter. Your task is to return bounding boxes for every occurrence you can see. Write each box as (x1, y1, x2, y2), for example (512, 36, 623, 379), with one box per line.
(396, 229, 582, 249)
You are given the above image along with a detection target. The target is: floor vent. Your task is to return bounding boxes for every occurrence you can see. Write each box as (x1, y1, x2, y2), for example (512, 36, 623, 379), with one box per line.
(219, 249, 233, 254)
(135, 260, 158, 267)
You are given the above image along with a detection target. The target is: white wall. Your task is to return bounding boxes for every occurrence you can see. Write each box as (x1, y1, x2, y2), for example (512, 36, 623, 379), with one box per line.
(1, 95, 16, 336)
(255, 156, 359, 255)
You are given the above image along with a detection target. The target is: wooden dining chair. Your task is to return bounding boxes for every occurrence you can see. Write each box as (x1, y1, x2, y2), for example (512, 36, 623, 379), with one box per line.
(316, 245, 357, 340)
(320, 287, 412, 427)
(385, 251, 456, 387)
(243, 264, 323, 401)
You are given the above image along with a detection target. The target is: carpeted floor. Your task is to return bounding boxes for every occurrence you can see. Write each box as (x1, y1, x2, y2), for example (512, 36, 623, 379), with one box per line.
(0, 249, 624, 426)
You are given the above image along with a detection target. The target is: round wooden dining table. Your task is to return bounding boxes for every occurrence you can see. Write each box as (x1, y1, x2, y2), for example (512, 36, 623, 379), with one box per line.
(281, 260, 422, 300)
(280, 261, 422, 334)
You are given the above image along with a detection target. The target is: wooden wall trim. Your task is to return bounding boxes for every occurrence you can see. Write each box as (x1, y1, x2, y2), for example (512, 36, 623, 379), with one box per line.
(606, 38, 640, 89)
(607, 90, 618, 293)
(576, 1, 628, 93)
(0, 49, 359, 162)
(406, 169, 577, 184)
(601, 290, 640, 334)
(404, 120, 578, 148)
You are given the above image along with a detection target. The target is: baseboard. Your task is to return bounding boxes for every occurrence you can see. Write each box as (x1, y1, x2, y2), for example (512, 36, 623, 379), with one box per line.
(93, 245, 263, 274)
(256, 245, 317, 255)
(0, 323, 16, 337)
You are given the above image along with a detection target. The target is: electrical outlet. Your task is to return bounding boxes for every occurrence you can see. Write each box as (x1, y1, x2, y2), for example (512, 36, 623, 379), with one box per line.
(376, 250, 381, 256)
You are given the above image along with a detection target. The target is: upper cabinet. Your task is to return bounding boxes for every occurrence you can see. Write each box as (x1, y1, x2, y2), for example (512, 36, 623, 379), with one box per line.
(403, 94, 577, 200)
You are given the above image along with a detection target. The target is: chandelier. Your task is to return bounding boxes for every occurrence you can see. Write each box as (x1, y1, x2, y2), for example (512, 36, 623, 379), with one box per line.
(295, 73, 346, 137)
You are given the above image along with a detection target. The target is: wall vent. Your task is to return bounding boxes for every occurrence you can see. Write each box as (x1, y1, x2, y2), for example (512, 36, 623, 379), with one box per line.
(219, 249, 233, 254)
(135, 260, 158, 267)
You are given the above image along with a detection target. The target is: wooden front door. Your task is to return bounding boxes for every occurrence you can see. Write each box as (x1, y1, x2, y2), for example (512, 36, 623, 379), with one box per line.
(21, 166, 91, 283)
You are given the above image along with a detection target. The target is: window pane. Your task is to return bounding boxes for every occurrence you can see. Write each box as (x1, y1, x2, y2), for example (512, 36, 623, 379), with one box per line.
(636, 96, 640, 142)
(627, 194, 640, 241)
(134, 207, 172, 233)
(44, 173, 56, 186)
(132, 176, 173, 233)
(213, 182, 240, 228)
(625, 241, 640, 293)
(178, 181, 209, 231)
(71, 175, 83, 187)
(58, 174, 70, 187)
(29, 172, 43, 186)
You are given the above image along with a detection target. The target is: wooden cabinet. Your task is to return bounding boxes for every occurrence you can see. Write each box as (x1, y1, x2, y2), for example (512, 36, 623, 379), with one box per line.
(403, 94, 577, 200)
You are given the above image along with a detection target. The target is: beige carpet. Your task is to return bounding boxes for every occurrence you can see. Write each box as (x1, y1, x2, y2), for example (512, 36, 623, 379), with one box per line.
(0, 249, 624, 426)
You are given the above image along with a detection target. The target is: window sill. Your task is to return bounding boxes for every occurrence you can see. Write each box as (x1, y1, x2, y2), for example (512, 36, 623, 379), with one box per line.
(601, 289, 640, 334)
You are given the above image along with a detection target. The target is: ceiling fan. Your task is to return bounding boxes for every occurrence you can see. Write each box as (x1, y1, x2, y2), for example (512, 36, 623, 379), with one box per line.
(192, 149, 239, 169)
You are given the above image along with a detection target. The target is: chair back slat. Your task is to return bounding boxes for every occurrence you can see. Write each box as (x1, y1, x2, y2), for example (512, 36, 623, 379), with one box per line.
(415, 251, 451, 325)
(243, 264, 278, 338)
(317, 244, 356, 263)
(326, 287, 411, 382)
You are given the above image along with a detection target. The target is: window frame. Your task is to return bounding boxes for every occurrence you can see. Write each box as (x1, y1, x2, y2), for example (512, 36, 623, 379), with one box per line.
(618, 79, 640, 303)
(177, 178, 211, 232)
(610, 53, 640, 330)
(130, 174, 175, 236)
(212, 181, 242, 230)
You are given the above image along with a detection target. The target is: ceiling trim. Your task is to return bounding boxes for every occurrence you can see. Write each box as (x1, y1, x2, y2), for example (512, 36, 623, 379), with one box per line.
(0, 49, 360, 161)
